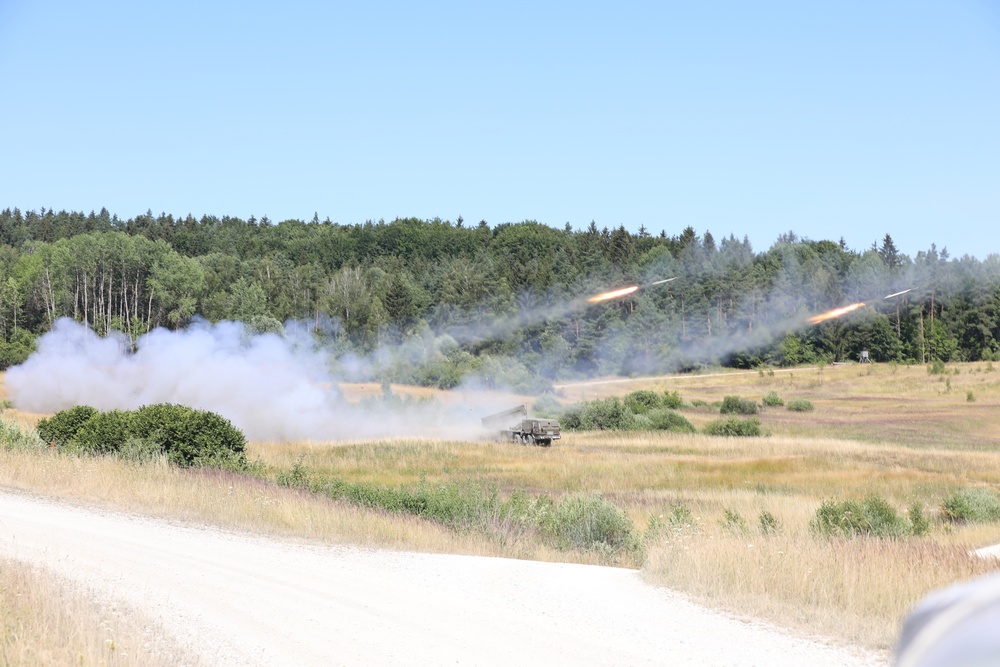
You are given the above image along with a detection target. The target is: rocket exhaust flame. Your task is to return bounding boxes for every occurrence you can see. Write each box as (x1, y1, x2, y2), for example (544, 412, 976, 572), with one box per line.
(586, 277, 675, 303)
(807, 302, 866, 324)
(587, 285, 639, 303)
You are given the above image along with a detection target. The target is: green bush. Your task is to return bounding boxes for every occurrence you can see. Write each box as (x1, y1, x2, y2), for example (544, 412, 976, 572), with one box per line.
(786, 398, 814, 412)
(36, 403, 246, 467)
(579, 398, 637, 431)
(928, 359, 946, 375)
(941, 488, 1000, 523)
(720, 396, 759, 415)
(71, 410, 136, 455)
(810, 496, 911, 538)
(762, 391, 784, 407)
(36, 405, 98, 447)
(645, 408, 696, 433)
(624, 390, 662, 414)
(132, 404, 246, 467)
(703, 416, 766, 437)
(541, 493, 639, 554)
(662, 391, 683, 409)
(559, 405, 583, 430)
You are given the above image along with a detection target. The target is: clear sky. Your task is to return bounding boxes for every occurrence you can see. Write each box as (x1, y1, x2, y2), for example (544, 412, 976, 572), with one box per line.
(2, 1, 998, 259)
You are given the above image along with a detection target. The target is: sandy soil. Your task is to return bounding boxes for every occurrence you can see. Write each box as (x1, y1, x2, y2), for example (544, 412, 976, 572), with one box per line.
(0, 488, 886, 666)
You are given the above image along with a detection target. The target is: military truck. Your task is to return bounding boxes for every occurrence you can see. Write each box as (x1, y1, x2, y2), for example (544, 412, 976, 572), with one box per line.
(481, 404, 561, 446)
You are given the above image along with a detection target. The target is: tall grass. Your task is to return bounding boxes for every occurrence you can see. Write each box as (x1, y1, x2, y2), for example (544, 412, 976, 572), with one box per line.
(0, 557, 196, 666)
(644, 517, 996, 650)
(5, 361, 1000, 653)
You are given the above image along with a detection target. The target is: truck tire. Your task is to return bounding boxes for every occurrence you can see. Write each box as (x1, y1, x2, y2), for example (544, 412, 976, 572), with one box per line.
(524, 434, 535, 446)
(513, 434, 522, 444)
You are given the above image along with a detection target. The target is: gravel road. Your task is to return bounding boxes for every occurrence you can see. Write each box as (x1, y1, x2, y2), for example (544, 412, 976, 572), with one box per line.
(0, 488, 886, 666)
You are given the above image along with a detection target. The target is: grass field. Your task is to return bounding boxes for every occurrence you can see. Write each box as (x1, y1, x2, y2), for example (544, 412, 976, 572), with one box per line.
(2, 360, 1000, 655)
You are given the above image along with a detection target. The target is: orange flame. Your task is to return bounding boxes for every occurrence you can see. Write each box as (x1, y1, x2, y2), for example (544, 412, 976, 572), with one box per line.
(587, 285, 639, 303)
(807, 302, 866, 324)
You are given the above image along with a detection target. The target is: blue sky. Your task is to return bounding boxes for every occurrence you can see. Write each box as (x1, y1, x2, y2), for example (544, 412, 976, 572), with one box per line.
(2, 1, 998, 259)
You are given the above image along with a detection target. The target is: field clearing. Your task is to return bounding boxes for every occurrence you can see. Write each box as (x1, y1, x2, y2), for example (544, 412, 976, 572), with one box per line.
(3, 362, 1000, 653)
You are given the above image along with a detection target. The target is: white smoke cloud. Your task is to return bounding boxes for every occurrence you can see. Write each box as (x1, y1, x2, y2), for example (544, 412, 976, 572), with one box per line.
(6, 318, 495, 442)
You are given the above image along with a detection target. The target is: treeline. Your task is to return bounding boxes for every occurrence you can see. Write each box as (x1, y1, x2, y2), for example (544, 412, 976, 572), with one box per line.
(1, 207, 999, 381)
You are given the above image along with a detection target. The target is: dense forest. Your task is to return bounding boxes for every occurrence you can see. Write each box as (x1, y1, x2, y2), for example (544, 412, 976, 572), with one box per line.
(1, 207, 998, 389)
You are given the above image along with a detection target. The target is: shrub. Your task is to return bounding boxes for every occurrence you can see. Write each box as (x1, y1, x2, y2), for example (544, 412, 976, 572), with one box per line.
(624, 390, 662, 414)
(579, 398, 637, 431)
(37, 403, 246, 468)
(786, 398, 814, 412)
(662, 390, 683, 409)
(72, 410, 137, 455)
(811, 496, 911, 538)
(703, 416, 766, 437)
(720, 395, 759, 415)
(967, 390, 976, 403)
(36, 405, 98, 447)
(689, 399, 709, 408)
(762, 391, 784, 407)
(941, 488, 1000, 523)
(646, 409, 696, 433)
(559, 405, 583, 430)
(541, 493, 639, 554)
(928, 359, 946, 375)
(132, 404, 246, 467)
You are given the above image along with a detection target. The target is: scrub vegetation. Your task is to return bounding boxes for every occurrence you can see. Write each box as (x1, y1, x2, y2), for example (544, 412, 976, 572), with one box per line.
(3, 361, 1000, 656)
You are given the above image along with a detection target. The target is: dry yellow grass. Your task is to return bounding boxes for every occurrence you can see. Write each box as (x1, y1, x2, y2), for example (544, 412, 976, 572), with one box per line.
(3, 361, 1000, 654)
(0, 556, 196, 666)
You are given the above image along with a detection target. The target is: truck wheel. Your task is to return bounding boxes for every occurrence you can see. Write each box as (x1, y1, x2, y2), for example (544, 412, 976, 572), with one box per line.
(525, 434, 535, 446)
(513, 434, 522, 444)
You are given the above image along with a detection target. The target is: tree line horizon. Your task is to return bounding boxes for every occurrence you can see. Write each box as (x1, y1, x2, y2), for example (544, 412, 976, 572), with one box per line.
(1, 207, 997, 388)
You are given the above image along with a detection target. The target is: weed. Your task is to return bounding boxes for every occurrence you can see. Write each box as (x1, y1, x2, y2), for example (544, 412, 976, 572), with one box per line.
(928, 359, 946, 375)
(0, 417, 45, 451)
(908, 503, 930, 537)
(720, 509, 749, 535)
(967, 390, 976, 402)
(758, 510, 780, 535)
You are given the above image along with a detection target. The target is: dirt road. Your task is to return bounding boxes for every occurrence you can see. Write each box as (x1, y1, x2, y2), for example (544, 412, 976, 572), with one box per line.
(0, 488, 885, 666)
